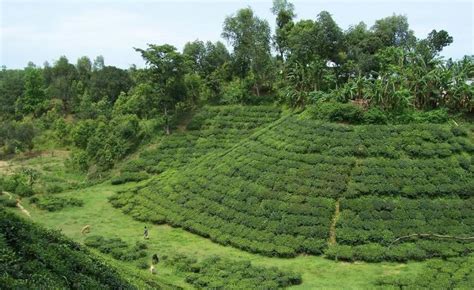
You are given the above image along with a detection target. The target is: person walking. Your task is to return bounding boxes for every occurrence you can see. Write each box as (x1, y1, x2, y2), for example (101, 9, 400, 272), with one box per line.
(144, 226, 149, 239)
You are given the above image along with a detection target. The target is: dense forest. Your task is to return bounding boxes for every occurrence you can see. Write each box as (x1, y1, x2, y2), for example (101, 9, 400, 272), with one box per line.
(1, 0, 473, 289)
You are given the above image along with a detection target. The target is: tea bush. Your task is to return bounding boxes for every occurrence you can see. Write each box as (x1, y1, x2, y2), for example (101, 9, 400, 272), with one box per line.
(0, 209, 133, 288)
(376, 254, 474, 288)
(111, 172, 149, 185)
(84, 235, 147, 262)
(30, 195, 84, 212)
(164, 254, 302, 289)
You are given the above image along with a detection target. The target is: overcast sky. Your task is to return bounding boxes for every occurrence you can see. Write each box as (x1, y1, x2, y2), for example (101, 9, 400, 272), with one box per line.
(1, 0, 473, 69)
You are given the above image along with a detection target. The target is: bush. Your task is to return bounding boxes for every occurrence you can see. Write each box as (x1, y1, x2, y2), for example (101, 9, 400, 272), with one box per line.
(84, 235, 147, 262)
(325, 245, 354, 261)
(353, 243, 385, 262)
(451, 126, 468, 137)
(45, 184, 65, 194)
(14, 183, 34, 197)
(0, 209, 133, 288)
(136, 260, 149, 270)
(30, 196, 83, 211)
(111, 172, 149, 185)
(306, 101, 364, 124)
(364, 108, 388, 124)
(414, 109, 449, 123)
(0, 195, 17, 207)
(166, 254, 302, 289)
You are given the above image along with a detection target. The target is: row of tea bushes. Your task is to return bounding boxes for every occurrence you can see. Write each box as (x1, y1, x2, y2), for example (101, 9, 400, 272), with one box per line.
(116, 105, 281, 179)
(0, 210, 133, 289)
(164, 254, 302, 289)
(331, 196, 474, 261)
(375, 254, 474, 288)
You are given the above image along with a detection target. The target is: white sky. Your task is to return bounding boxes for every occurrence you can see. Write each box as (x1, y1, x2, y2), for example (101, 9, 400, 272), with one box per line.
(1, 0, 473, 69)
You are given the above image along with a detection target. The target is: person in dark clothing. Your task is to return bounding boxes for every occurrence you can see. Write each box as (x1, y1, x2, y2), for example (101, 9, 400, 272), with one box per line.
(152, 254, 159, 264)
(144, 226, 149, 239)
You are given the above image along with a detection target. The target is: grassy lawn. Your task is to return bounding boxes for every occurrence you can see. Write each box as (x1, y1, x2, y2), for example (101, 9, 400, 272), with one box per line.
(15, 179, 425, 289)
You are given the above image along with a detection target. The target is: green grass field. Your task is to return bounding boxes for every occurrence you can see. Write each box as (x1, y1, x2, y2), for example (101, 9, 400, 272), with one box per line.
(12, 168, 425, 289)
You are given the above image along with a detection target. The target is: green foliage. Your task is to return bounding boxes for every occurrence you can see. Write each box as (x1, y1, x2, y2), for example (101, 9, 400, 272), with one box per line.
(376, 254, 474, 288)
(15, 66, 47, 117)
(0, 172, 35, 197)
(0, 194, 17, 207)
(222, 7, 272, 98)
(125, 105, 281, 174)
(305, 101, 364, 123)
(0, 67, 25, 119)
(84, 235, 147, 262)
(164, 254, 302, 289)
(363, 108, 388, 124)
(0, 119, 36, 156)
(30, 195, 84, 212)
(68, 114, 142, 172)
(222, 78, 248, 104)
(0, 209, 134, 288)
(334, 196, 474, 262)
(111, 172, 149, 185)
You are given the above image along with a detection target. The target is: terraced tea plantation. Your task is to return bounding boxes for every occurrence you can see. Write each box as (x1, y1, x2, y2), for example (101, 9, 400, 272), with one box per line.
(120, 106, 281, 175)
(112, 112, 473, 261)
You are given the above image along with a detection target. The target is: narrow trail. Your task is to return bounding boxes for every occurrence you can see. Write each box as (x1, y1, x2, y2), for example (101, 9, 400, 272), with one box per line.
(328, 159, 360, 246)
(3, 191, 31, 218)
(329, 198, 340, 245)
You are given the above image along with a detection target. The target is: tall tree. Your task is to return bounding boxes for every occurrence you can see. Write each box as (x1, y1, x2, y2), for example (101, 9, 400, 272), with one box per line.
(313, 11, 343, 63)
(76, 56, 92, 84)
(271, 0, 295, 60)
(46, 56, 78, 113)
(222, 7, 272, 97)
(0, 67, 25, 119)
(15, 66, 47, 117)
(135, 44, 187, 134)
(89, 66, 132, 103)
(372, 15, 415, 48)
(93, 56, 105, 71)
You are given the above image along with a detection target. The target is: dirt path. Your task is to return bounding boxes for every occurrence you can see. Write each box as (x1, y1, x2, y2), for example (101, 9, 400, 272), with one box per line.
(329, 198, 340, 245)
(3, 191, 31, 218)
(0, 160, 11, 174)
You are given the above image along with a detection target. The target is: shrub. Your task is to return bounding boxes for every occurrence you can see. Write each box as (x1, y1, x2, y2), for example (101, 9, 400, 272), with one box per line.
(166, 254, 302, 289)
(0, 195, 17, 207)
(306, 101, 364, 124)
(84, 235, 147, 262)
(111, 172, 149, 185)
(353, 243, 385, 262)
(364, 108, 388, 124)
(414, 109, 449, 123)
(136, 260, 149, 270)
(451, 126, 468, 137)
(325, 245, 354, 261)
(0, 209, 133, 288)
(386, 243, 427, 262)
(14, 183, 34, 197)
(45, 184, 65, 194)
(30, 196, 83, 211)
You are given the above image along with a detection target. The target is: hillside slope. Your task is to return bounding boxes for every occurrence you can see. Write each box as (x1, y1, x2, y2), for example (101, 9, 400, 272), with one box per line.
(120, 105, 281, 175)
(0, 209, 169, 289)
(112, 113, 473, 260)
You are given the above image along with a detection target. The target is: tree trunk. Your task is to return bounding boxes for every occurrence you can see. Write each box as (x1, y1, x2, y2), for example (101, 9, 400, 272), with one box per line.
(255, 83, 260, 98)
(164, 106, 170, 135)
